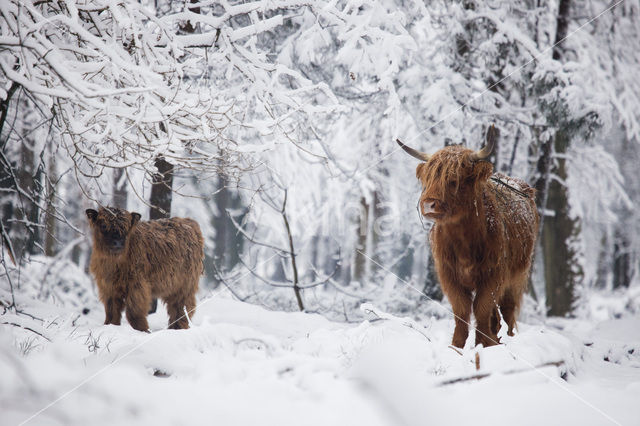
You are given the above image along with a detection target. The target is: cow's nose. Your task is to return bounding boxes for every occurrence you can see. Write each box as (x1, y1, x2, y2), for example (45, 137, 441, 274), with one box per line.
(422, 201, 437, 215)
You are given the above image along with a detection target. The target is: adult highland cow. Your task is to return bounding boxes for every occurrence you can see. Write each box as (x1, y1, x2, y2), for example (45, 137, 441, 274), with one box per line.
(398, 125, 539, 348)
(86, 207, 204, 331)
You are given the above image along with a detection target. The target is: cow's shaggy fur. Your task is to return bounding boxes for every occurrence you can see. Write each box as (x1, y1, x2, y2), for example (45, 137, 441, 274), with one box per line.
(86, 207, 204, 331)
(409, 133, 539, 348)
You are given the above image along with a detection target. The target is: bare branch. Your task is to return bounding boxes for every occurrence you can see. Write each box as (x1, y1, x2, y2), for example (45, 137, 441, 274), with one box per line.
(437, 361, 566, 386)
(0, 321, 52, 342)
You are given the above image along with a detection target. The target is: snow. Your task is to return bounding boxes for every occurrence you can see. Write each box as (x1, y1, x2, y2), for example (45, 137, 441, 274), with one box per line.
(2, 1, 640, 425)
(2, 289, 639, 426)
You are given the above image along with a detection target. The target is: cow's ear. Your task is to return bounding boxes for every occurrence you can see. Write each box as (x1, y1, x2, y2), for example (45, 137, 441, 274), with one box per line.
(131, 212, 141, 226)
(415, 163, 426, 180)
(474, 161, 493, 181)
(86, 209, 98, 222)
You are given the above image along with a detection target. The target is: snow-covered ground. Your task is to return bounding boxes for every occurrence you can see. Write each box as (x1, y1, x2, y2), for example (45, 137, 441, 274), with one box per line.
(2, 286, 640, 426)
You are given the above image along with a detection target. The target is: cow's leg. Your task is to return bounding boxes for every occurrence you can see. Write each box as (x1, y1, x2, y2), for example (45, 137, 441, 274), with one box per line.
(124, 282, 151, 332)
(445, 285, 473, 348)
(473, 287, 500, 347)
(500, 271, 527, 337)
(499, 289, 518, 336)
(490, 305, 501, 336)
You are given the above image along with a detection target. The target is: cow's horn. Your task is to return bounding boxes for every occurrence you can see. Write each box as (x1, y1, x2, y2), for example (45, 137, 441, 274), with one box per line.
(396, 139, 431, 162)
(470, 124, 498, 161)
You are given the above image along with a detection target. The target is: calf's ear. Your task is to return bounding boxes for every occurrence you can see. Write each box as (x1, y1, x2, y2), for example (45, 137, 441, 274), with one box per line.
(131, 212, 141, 226)
(86, 209, 98, 222)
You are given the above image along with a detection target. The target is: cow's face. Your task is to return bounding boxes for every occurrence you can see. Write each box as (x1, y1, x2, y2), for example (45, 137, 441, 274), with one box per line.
(415, 146, 493, 222)
(397, 125, 498, 223)
(86, 207, 141, 255)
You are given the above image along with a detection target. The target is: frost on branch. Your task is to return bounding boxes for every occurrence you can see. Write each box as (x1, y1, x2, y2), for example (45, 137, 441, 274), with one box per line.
(0, 0, 340, 193)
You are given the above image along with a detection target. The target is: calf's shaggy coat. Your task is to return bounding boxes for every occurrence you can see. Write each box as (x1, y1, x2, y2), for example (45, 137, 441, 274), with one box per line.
(398, 126, 539, 348)
(86, 207, 204, 331)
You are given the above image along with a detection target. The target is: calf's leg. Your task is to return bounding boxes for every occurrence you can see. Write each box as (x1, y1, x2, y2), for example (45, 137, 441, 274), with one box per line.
(104, 296, 124, 326)
(124, 282, 151, 332)
(165, 292, 196, 330)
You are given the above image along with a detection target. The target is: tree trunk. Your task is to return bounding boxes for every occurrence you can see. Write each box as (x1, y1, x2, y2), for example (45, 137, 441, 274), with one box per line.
(352, 197, 369, 284)
(423, 250, 443, 301)
(552, 0, 571, 61)
(112, 167, 127, 209)
(370, 190, 383, 278)
(594, 235, 609, 289)
(148, 156, 174, 314)
(396, 234, 414, 281)
(0, 83, 19, 146)
(149, 156, 173, 220)
(534, 0, 583, 316)
(213, 174, 229, 270)
(611, 131, 638, 289)
(532, 130, 553, 213)
(44, 148, 57, 256)
(0, 148, 15, 263)
(541, 130, 582, 316)
(16, 136, 40, 258)
(612, 228, 631, 289)
(308, 235, 320, 281)
(208, 173, 244, 284)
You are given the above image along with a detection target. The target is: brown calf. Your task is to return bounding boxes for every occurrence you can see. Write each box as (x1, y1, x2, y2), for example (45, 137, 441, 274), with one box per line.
(86, 207, 204, 331)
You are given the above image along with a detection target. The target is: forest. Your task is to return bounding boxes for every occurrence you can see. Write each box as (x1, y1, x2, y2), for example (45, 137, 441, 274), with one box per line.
(1, 1, 639, 425)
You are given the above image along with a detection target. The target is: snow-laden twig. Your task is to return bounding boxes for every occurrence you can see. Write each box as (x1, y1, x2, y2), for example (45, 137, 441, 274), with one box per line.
(436, 360, 566, 386)
(0, 320, 52, 342)
(0, 0, 343, 204)
(361, 303, 431, 342)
